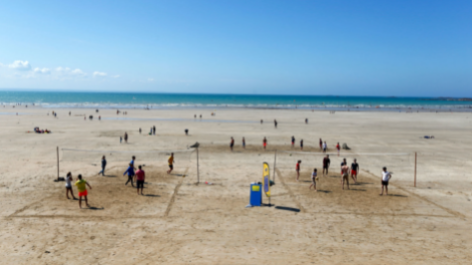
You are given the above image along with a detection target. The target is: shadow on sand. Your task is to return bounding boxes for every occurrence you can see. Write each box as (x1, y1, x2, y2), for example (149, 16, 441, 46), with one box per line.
(275, 206, 300, 213)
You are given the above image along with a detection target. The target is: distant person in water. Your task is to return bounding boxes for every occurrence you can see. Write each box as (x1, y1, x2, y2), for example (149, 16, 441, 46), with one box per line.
(300, 139, 304, 150)
(263, 137, 267, 149)
(230, 137, 234, 151)
(124, 132, 128, 143)
(291, 136, 295, 148)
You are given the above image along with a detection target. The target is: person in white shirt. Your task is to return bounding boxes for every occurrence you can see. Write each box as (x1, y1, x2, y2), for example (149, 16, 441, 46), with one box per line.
(380, 167, 392, 196)
(65, 172, 76, 200)
(309, 168, 318, 192)
(322, 141, 327, 153)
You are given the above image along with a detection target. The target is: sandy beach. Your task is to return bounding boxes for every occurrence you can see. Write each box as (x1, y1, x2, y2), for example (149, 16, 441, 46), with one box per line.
(1, 107, 472, 264)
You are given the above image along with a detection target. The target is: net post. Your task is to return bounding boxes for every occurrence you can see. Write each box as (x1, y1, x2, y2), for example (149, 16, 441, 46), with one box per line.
(271, 150, 277, 207)
(57, 146, 59, 181)
(196, 147, 200, 184)
(414, 152, 417, 187)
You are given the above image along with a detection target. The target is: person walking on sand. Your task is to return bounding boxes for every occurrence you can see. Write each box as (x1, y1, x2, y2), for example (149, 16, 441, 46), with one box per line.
(351, 159, 359, 184)
(341, 163, 350, 190)
(75, 175, 92, 208)
(274, 119, 278, 128)
(300, 139, 304, 150)
(65, 172, 77, 200)
(139, 128, 141, 134)
(340, 158, 347, 173)
(98, 156, 107, 176)
(120, 136, 122, 143)
(291, 136, 295, 148)
(135, 165, 145, 195)
(124, 163, 135, 187)
(167, 153, 175, 174)
(153, 126, 156, 135)
(380, 167, 392, 196)
(319, 138, 322, 150)
(124, 132, 128, 143)
(230, 137, 234, 151)
(322, 155, 330, 176)
(296, 160, 301, 181)
(130, 156, 136, 169)
(305, 118, 308, 124)
(263, 137, 267, 150)
(322, 141, 327, 153)
(336, 142, 340, 156)
(309, 168, 318, 191)
(242, 137, 246, 149)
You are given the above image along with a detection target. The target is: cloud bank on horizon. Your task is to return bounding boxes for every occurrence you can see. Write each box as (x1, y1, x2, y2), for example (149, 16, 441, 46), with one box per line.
(0, 1, 471, 96)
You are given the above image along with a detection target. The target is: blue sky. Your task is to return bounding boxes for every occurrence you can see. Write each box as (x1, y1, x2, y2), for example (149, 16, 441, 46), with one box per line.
(0, 0, 471, 96)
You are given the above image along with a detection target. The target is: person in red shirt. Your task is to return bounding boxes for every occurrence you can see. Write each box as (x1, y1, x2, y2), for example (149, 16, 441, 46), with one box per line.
(263, 137, 267, 149)
(296, 160, 302, 181)
(135, 165, 145, 195)
(336, 142, 340, 156)
(319, 138, 322, 150)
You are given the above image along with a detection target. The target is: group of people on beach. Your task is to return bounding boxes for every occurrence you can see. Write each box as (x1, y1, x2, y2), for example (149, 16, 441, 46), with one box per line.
(65, 153, 177, 208)
(295, 155, 392, 195)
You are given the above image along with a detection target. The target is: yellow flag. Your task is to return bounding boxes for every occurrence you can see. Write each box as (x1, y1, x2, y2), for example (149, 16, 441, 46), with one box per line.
(263, 162, 270, 197)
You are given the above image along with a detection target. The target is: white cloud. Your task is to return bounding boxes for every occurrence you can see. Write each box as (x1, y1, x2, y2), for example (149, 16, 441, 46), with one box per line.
(9, 60, 31, 71)
(112, 75, 120, 78)
(71, 68, 86, 76)
(93, 71, 107, 77)
(56, 67, 71, 72)
(33, 67, 51, 74)
(148, 78, 154, 82)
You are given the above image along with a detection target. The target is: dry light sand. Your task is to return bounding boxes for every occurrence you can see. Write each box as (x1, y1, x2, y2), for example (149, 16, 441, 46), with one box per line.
(1, 107, 472, 264)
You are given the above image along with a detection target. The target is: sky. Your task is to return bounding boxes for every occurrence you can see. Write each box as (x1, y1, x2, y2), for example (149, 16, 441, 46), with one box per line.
(0, 0, 471, 97)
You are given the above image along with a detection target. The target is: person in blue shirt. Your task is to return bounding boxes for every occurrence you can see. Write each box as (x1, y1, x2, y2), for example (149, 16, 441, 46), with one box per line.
(123, 163, 135, 187)
(98, 155, 107, 176)
(130, 156, 136, 170)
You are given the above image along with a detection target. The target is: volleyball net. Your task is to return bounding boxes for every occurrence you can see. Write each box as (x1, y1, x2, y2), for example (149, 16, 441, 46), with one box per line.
(60, 147, 196, 167)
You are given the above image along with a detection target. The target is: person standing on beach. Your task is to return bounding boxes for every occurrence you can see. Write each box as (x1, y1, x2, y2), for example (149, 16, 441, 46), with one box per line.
(336, 142, 340, 156)
(153, 126, 156, 135)
(300, 139, 304, 150)
(65, 172, 76, 200)
(124, 132, 128, 143)
(98, 156, 107, 176)
(242, 137, 246, 148)
(260, 119, 263, 124)
(291, 136, 295, 148)
(309, 168, 317, 191)
(296, 160, 301, 181)
(230, 137, 234, 151)
(75, 174, 92, 208)
(319, 138, 322, 150)
(130, 156, 136, 169)
(135, 165, 145, 195)
(139, 128, 141, 134)
(341, 163, 350, 190)
(322, 155, 330, 176)
(351, 159, 359, 183)
(167, 153, 175, 174)
(380, 167, 392, 196)
(120, 136, 122, 143)
(322, 141, 327, 153)
(305, 118, 308, 124)
(263, 137, 267, 150)
(124, 163, 135, 187)
(274, 119, 278, 128)
(340, 158, 347, 172)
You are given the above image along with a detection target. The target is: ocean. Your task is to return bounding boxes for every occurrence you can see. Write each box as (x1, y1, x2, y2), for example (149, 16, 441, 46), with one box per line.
(1, 91, 471, 111)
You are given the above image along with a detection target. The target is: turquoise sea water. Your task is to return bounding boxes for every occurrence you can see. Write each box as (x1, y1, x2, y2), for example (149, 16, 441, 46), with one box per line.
(1, 91, 471, 111)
